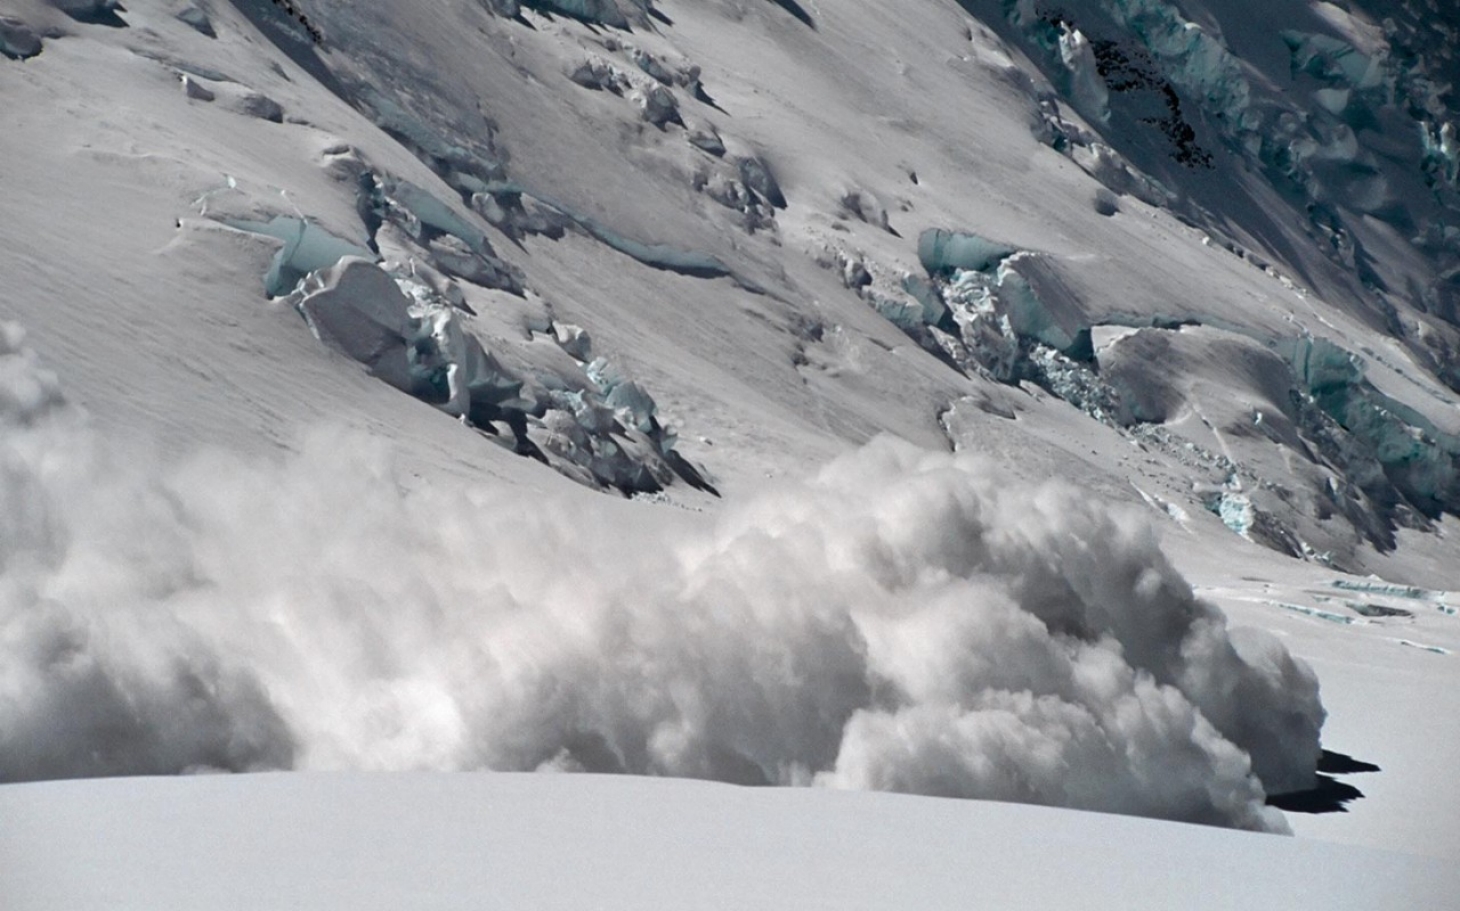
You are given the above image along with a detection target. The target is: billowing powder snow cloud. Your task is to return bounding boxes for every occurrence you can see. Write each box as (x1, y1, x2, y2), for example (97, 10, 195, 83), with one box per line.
(0, 325, 1321, 831)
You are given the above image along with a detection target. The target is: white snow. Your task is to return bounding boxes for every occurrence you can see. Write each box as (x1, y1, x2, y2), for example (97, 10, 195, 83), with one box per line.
(2, 772, 1454, 911)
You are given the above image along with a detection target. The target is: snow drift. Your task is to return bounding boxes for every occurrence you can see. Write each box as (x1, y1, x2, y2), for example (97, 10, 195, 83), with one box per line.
(0, 325, 1320, 831)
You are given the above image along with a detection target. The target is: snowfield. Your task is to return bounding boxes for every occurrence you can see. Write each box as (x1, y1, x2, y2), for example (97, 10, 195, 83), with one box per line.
(4, 772, 1457, 911)
(1, 0, 1459, 901)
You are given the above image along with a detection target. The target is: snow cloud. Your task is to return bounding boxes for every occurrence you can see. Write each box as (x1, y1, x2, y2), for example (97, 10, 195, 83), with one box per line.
(0, 325, 1321, 831)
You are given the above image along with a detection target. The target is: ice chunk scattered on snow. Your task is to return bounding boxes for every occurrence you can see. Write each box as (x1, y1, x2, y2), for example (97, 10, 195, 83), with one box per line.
(991, 252, 1093, 361)
(552, 322, 592, 361)
(736, 155, 787, 209)
(47, 0, 125, 27)
(227, 91, 285, 123)
(294, 257, 416, 391)
(470, 187, 570, 242)
(362, 175, 525, 293)
(637, 84, 681, 127)
(175, 6, 216, 38)
(180, 73, 215, 102)
(631, 48, 675, 86)
(686, 124, 726, 157)
(0, 17, 43, 60)
(1211, 490, 1255, 539)
(380, 179, 489, 254)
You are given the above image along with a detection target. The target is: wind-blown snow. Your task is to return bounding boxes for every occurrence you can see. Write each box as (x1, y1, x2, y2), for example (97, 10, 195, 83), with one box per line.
(0, 326, 1317, 831)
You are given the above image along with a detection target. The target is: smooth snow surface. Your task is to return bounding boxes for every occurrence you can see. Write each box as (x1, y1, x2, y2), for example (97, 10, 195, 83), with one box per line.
(3, 773, 1455, 911)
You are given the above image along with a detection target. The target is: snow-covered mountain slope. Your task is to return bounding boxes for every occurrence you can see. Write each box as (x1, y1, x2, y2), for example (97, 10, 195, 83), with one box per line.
(5, 772, 1456, 911)
(0, 0, 1457, 865)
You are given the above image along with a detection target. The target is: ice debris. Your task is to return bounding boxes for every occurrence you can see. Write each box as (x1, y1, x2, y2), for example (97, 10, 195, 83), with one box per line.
(362, 174, 525, 294)
(636, 83, 680, 127)
(1392, 639, 1450, 655)
(522, 0, 629, 28)
(0, 18, 42, 60)
(686, 124, 726, 157)
(872, 234, 1097, 391)
(737, 155, 787, 209)
(568, 58, 630, 93)
(1031, 96, 1176, 207)
(470, 186, 572, 242)
(1278, 603, 1356, 626)
(230, 91, 284, 123)
(175, 6, 216, 38)
(631, 47, 674, 85)
(1283, 335, 1460, 520)
(1207, 489, 1254, 539)
(284, 256, 709, 496)
(294, 257, 416, 392)
(180, 73, 215, 101)
(48, 0, 126, 27)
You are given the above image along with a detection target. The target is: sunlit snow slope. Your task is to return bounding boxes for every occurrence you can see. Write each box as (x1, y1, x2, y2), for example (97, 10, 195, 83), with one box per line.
(0, 0, 1457, 865)
(5, 773, 1456, 911)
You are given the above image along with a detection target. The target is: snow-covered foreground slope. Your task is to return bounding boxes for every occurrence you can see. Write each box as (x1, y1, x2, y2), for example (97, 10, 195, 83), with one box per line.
(4, 772, 1456, 911)
(1, 0, 1458, 874)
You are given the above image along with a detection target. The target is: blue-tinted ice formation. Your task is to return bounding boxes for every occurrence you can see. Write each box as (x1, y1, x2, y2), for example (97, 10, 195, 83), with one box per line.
(522, 0, 630, 28)
(870, 230, 1095, 390)
(861, 220, 1460, 565)
(1001, 0, 1460, 390)
(1284, 336, 1460, 519)
(918, 228, 1017, 276)
(277, 247, 708, 496)
(49, 0, 126, 26)
(224, 216, 375, 297)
